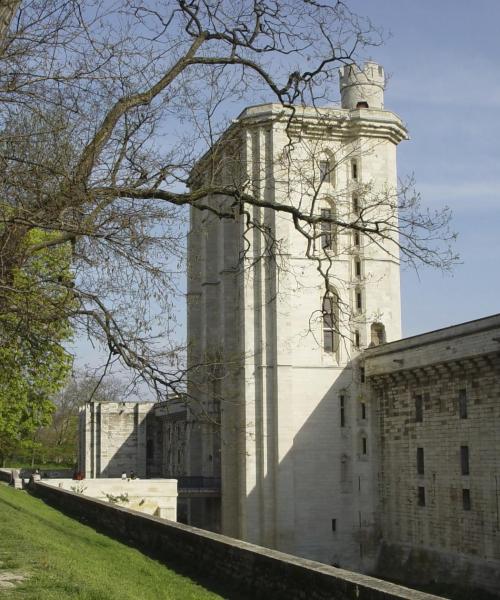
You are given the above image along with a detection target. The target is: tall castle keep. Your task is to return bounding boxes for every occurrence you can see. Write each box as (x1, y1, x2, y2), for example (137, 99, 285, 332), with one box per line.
(186, 62, 406, 570)
(80, 63, 500, 596)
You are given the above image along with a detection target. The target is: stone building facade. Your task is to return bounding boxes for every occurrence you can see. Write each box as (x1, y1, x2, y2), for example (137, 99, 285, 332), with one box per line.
(364, 313, 500, 593)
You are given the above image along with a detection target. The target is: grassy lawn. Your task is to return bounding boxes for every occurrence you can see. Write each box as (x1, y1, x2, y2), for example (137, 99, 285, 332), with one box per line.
(0, 483, 223, 599)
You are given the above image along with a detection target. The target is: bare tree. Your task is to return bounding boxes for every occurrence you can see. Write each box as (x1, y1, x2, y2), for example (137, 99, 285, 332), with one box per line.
(0, 1, 456, 401)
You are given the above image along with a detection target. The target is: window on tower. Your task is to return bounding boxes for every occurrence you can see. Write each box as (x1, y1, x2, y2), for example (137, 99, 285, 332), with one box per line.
(351, 159, 358, 180)
(319, 159, 333, 185)
(320, 207, 336, 251)
(322, 289, 339, 354)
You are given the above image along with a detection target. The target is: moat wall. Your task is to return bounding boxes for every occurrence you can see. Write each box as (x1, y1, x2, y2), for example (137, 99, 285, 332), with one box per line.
(32, 481, 443, 600)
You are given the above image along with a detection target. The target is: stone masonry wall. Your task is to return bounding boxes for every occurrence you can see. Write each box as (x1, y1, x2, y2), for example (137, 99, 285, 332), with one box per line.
(365, 314, 500, 595)
(32, 481, 443, 600)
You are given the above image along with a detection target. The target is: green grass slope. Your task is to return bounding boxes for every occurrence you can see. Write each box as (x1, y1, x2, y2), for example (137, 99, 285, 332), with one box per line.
(0, 484, 223, 599)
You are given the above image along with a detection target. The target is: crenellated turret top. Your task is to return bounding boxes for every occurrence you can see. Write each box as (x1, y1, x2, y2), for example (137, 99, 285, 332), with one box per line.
(339, 61, 385, 110)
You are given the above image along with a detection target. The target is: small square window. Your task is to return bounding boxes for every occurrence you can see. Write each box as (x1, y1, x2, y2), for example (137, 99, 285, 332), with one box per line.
(417, 486, 426, 507)
(462, 488, 471, 511)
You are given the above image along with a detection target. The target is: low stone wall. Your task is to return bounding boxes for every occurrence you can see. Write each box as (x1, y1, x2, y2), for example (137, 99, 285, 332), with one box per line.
(0, 468, 12, 483)
(43, 478, 177, 520)
(32, 481, 444, 600)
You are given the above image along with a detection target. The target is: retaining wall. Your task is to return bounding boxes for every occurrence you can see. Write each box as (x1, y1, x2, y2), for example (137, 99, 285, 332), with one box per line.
(32, 481, 444, 600)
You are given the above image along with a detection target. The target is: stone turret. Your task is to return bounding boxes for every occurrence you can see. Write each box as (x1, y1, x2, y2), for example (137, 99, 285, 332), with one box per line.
(339, 61, 385, 109)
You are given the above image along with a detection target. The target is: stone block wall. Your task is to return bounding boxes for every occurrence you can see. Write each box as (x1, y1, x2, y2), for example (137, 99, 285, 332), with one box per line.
(364, 314, 500, 595)
(32, 481, 443, 600)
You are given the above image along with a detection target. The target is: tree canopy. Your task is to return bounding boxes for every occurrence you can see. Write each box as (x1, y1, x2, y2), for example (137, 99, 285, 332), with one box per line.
(0, 1, 457, 403)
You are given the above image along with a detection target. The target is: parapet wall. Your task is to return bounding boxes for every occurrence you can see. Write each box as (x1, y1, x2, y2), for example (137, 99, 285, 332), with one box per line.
(32, 481, 443, 600)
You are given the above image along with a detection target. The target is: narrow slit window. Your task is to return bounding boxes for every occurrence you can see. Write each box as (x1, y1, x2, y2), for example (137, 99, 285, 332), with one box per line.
(355, 258, 361, 278)
(340, 395, 346, 427)
(331, 518, 337, 532)
(354, 330, 360, 348)
(417, 486, 426, 507)
(353, 196, 360, 215)
(458, 388, 468, 419)
(361, 402, 366, 420)
(354, 231, 360, 247)
(362, 436, 367, 455)
(351, 159, 358, 180)
(460, 445, 469, 475)
(417, 447, 424, 475)
(356, 289, 362, 312)
(462, 489, 471, 511)
(415, 394, 423, 423)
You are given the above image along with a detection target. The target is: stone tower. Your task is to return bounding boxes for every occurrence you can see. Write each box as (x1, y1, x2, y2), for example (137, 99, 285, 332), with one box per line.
(187, 62, 407, 571)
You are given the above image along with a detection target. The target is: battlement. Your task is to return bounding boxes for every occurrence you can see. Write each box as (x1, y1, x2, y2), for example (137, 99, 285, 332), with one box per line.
(339, 61, 385, 110)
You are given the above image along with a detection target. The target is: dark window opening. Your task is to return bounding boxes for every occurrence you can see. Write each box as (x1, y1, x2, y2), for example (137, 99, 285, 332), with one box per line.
(356, 290, 362, 311)
(415, 394, 423, 423)
(462, 488, 471, 511)
(417, 447, 424, 475)
(362, 437, 367, 455)
(460, 445, 470, 475)
(331, 518, 337, 531)
(146, 439, 154, 460)
(340, 395, 346, 427)
(355, 330, 360, 348)
(355, 258, 361, 277)
(351, 159, 358, 180)
(361, 402, 366, 420)
(360, 366, 365, 383)
(353, 196, 360, 215)
(417, 486, 426, 507)
(354, 231, 360, 247)
(356, 101, 369, 108)
(458, 388, 468, 419)
(370, 322, 386, 346)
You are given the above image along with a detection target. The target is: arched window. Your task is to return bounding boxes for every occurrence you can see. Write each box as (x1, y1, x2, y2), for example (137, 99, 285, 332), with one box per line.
(370, 322, 386, 346)
(322, 288, 339, 354)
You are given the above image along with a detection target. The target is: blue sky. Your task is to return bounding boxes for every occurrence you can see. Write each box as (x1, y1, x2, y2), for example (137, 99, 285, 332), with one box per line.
(350, 0, 500, 334)
(73, 1, 500, 371)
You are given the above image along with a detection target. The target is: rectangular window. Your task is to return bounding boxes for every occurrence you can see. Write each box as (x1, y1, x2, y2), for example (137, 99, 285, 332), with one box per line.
(417, 447, 424, 475)
(354, 231, 360, 247)
(417, 486, 426, 507)
(340, 395, 346, 427)
(319, 160, 331, 184)
(321, 208, 334, 249)
(356, 290, 362, 311)
(353, 195, 360, 215)
(351, 159, 358, 180)
(361, 402, 366, 420)
(458, 388, 467, 419)
(415, 394, 423, 423)
(460, 445, 470, 475)
(331, 518, 337, 532)
(462, 489, 471, 510)
(360, 366, 365, 383)
(355, 258, 361, 277)
(354, 330, 360, 348)
(362, 437, 367, 455)
(323, 293, 337, 353)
